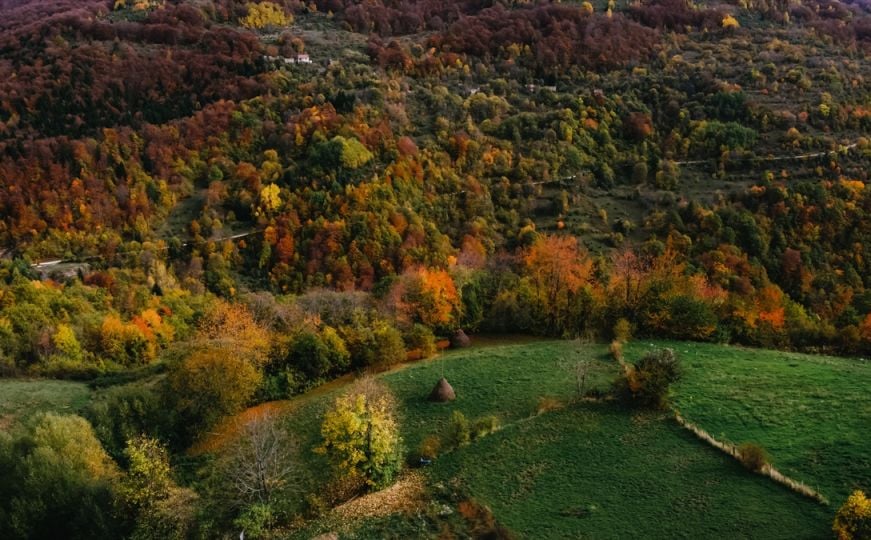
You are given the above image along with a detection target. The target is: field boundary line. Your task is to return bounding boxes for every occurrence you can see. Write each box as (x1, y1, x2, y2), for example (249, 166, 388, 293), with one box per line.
(672, 411, 829, 505)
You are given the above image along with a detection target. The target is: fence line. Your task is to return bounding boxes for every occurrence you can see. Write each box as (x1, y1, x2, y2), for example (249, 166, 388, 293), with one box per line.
(672, 411, 828, 505)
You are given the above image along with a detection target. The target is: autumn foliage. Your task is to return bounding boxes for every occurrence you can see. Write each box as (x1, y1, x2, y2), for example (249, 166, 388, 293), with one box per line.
(387, 267, 461, 333)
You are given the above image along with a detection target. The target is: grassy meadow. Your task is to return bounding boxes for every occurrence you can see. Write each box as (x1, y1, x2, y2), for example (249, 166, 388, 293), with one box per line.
(275, 338, 866, 537)
(2, 338, 866, 538)
(0, 379, 91, 429)
(428, 404, 830, 539)
(626, 340, 870, 505)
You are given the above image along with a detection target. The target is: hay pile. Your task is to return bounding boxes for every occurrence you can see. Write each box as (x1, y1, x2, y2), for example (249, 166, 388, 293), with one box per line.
(451, 329, 471, 348)
(428, 377, 456, 402)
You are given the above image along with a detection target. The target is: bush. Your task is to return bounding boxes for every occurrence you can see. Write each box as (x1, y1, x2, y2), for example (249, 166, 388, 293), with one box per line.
(833, 490, 871, 540)
(341, 319, 406, 371)
(737, 443, 769, 472)
(303, 493, 329, 519)
(233, 503, 274, 540)
(471, 415, 500, 440)
(285, 328, 350, 380)
(536, 396, 564, 415)
(613, 348, 681, 409)
(404, 324, 437, 359)
(457, 498, 517, 539)
(613, 318, 632, 343)
(666, 296, 717, 340)
(0, 414, 123, 539)
(418, 435, 442, 460)
(86, 383, 168, 460)
(100, 315, 155, 367)
(442, 410, 471, 450)
(117, 436, 199, 539)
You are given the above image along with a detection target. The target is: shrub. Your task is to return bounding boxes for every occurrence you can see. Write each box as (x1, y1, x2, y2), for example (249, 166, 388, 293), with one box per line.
(404, 324, 437, 359)
(86, 383, 167, 460)
(341, 320, 406, 371)
(303, 493, 329, 519)
(536, 396, 564, 415)
(471, 415, 500, 440)
(457, 498, 517, 539)
(233, 503, 274, 540)
(666, 296, 717, 340)
(613, 348, 681, 409)
(286, 328, 350, 380)
(418, 434, 442, 460)
(613, 318, 632, 343)
(833, 490, 871, 540)
(737, 443, 769, 472)
(116, 435, 199, 539)
(100, 315, 154, 366)
(442, 410, 471, 450)
(0, 414, 122, 538)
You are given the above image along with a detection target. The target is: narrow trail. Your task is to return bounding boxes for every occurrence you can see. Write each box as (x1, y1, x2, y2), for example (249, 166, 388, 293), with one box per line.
(675, 142, 859, 166)
(31, 228, 264, 269)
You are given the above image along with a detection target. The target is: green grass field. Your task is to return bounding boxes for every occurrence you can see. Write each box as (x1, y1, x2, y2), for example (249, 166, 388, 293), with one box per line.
(280, 338, 865, 537)
(430, 404, 830, 539)
(0, 379, 91, 428)
(625, 340, 871, 505)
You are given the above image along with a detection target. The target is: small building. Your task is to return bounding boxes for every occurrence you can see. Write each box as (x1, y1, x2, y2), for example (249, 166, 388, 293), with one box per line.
(261, 54, 313, 67)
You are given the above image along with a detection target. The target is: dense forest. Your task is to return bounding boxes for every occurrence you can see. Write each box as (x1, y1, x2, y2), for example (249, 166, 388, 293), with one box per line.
(0, 0, 870, 537)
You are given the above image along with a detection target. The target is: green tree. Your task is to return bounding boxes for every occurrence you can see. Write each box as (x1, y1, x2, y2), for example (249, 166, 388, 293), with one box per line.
(166, 347, 263, 441)
(287, 328, 350, 379)
(0, 414, 122, 539)
(86, 383, 167, 461)
(117, 436, 199, 540)
(613, 348, 682, 409)
(334, 135, 373, 169)
(341, 319, 406, 371)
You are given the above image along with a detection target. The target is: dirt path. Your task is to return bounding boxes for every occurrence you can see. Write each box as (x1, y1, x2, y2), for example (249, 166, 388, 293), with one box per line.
(188, 372, 357, 455)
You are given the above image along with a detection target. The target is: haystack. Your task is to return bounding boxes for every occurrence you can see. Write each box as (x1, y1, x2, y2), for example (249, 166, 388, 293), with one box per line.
(428, 377, 456, 402)
(451, 329, 471, 348)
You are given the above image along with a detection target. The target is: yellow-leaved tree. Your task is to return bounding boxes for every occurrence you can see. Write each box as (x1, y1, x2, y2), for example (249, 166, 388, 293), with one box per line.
(722, 14, 740, 29)
(833, 490, 871, 540)
(317, 379, 402, 491)
(259, 183, 282, 214)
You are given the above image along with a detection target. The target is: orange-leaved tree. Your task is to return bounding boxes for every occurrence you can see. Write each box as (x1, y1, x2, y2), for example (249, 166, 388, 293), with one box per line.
(524, 235, 594, 334)
(386, 267, 461, 333)
(195, 300, 271, 367)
